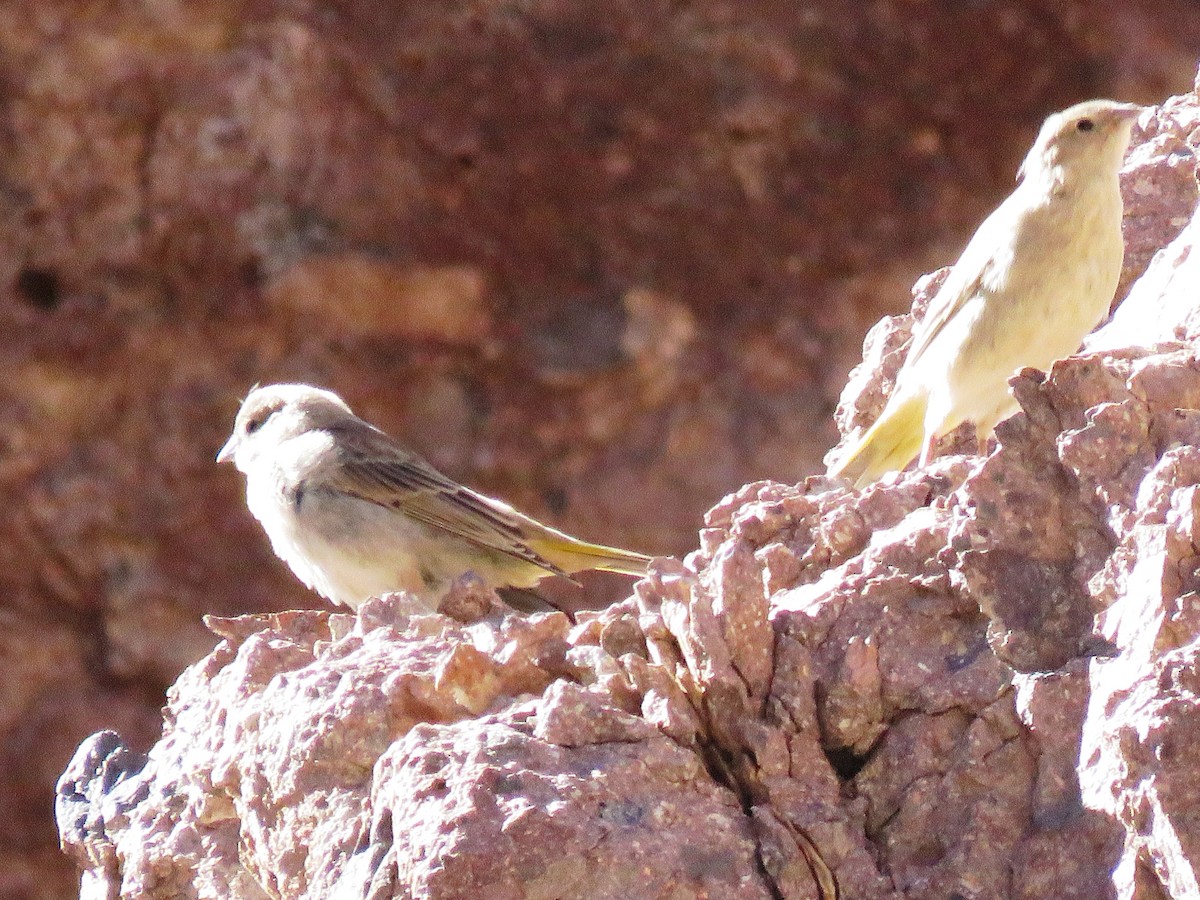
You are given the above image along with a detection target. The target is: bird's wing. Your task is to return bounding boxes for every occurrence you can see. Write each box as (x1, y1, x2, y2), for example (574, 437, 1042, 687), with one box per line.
(323, 426, 567, 576)
(901, 196, 1023, 371)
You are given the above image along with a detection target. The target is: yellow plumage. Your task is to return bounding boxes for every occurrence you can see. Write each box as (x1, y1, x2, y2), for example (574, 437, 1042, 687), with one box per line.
(830, 99, 1142, 487)
(832, 393, 927, 489)
(527, 533, 651, 578)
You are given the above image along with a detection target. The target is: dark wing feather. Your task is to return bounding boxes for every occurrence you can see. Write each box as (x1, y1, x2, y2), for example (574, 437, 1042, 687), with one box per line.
(323, 425, 567, 577)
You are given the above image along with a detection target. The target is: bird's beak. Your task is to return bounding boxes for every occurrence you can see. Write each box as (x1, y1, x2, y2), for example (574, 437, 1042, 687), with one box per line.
(1113, 103, 1144, 123)
(216, 435, 237, 464)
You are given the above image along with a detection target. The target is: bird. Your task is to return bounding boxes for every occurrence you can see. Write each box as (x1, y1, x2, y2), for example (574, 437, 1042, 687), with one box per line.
(830, 99, 1143, 488)
(217, 383, 652, 611)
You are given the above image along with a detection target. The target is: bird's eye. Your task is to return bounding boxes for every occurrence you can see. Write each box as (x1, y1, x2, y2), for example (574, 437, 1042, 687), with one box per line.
(243, 402, 284, 436)
(1076, 118, 1095, 132)
(245, 409, 276, 434)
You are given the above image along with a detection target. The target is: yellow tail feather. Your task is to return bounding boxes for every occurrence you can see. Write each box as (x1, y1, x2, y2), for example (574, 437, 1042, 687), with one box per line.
(530, 534, 653, 577)
(830, 392, 928, 489)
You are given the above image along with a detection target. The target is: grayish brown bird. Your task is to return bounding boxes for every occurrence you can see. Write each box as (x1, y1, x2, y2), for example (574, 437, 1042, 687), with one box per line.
(218, 383, 652, 610)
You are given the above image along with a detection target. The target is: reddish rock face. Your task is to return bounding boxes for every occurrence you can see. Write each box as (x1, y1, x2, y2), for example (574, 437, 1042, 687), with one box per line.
(53, 79, 1200, 899)
(4, 1, 1200, 895)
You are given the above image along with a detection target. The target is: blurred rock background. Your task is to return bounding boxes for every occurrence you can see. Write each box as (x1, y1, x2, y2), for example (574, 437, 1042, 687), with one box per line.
(1, 1, 1198, 896)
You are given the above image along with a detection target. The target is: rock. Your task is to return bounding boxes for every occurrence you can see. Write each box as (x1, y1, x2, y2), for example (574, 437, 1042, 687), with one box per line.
(56, 73, 1200, 900)
(60, 595, 775, 899)
(11, 4, 1200, 896)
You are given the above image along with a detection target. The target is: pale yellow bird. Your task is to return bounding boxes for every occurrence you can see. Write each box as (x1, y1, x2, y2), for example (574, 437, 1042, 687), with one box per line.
(831, 99, 1142, 488)
(217, 383, 651, 611)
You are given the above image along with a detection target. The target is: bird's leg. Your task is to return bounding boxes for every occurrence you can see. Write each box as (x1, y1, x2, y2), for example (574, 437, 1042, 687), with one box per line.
(919, 430, 938, 468)
(975, 422, 992, 455)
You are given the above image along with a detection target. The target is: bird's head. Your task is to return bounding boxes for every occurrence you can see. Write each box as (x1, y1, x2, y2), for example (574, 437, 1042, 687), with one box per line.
(1018, 99, 1143, 186)
(217, 383, 355, 473)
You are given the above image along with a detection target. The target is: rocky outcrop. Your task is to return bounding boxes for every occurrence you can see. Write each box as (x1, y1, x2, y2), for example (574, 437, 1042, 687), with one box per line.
(57, 80, 1200, 898)
(12, 6, 1200, 896)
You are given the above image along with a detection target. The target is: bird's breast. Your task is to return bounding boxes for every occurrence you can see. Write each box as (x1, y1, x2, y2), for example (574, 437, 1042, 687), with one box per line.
(915, 181, 1124, 399)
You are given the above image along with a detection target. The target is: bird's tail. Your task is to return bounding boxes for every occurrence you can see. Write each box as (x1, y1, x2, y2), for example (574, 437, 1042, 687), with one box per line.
(529, 532, 653, 578)
(829, 392, 928, 489)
